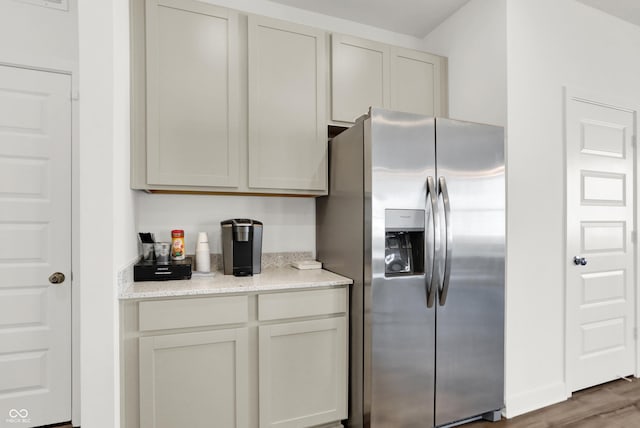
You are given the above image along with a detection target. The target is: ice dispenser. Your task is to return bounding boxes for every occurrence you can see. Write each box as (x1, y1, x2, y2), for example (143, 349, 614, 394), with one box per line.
(385, 209, 425, 276)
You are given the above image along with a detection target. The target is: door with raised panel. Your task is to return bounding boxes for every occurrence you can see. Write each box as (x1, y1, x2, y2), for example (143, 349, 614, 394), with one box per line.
(139, 328, 249, 428)
(259, 317, 347, 428)
(390, 47, 445, 117)
(565, 89, 637, 392)
(145, 0, 239, 187)
(248, 15, 327, 192)
(0, 65, 71, 427)
(331, 34, 389, 123)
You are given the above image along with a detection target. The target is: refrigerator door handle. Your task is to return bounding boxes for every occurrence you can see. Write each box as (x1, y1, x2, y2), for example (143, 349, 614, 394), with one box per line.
(438, 176, 453, 306)
(426, 176, 439, 308)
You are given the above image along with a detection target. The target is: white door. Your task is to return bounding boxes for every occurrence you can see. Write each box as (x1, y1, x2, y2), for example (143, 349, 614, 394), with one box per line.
(565, 88, 637, 392)
(0, 65, 71, 426)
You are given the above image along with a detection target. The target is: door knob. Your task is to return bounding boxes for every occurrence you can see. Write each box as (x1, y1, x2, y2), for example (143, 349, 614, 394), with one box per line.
(573, 256, 587, 266)
(48, 272, 66, 284)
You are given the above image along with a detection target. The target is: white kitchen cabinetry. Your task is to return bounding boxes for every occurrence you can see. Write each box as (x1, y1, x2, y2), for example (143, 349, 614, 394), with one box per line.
(139, 329, 249, 428)
(131, 3, 328, 195)
(248, 16, 327, 191)
(259, 318, 347, 428)
(331, 34, 447, 123)
(144, 0, 239, 187)
(257, 289, 347, 428)
(331, 34, 389, 123)
(390, 46, 446, 117)
(136, 295, 249, 428)
(121, 287, 348, 428)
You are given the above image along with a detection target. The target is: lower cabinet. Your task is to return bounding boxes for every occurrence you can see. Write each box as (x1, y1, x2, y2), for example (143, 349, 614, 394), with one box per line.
(123, 286, 348, 428)
(139, 328, 249, 428)
(259, 318, 347, 428)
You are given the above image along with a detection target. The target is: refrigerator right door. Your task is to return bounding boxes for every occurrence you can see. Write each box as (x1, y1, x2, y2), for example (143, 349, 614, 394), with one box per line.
(434, 118, 505, 426)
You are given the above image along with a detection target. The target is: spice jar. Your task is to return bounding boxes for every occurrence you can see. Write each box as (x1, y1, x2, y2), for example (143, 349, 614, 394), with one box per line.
(171, 229, 185, 260)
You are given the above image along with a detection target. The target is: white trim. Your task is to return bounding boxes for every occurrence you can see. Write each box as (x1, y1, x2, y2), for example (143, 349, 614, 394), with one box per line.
(563, 86, 640, 396)
(15, 0, 69, 11)
(504, 382, 568, 418)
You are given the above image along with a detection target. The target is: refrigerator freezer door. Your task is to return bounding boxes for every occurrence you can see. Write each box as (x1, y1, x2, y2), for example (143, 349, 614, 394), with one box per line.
(367, 108, 437, 427)
(434, 118, 505, 426)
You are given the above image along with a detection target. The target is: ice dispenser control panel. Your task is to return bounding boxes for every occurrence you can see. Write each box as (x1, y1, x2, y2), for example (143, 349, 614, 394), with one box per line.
(385, 209, 425, 277)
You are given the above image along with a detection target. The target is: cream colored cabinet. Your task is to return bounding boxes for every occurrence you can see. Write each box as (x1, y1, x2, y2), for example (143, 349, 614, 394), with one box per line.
(390, 46, 446, 117)
(259, 318, 347, 428)
(143, 0, 239, 187)
(248, 16, 327, 192)
(257, 289, 347, 428)
(121, 287, 348, 428)
(331, 34, 389, 123)
(331, 34, 447, 123)
(139, 328, 249, 428)
(135, 296, 249, 428)
(131, 3, 328, 195)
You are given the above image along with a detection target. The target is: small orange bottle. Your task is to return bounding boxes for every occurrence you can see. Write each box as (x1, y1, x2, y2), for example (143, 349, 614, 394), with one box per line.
(171, 229, 185, 260)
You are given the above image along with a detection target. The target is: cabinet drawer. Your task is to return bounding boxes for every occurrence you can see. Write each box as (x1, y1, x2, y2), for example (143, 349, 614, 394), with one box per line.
(258, 288, 346, 321)
(139, 296, 248, 331)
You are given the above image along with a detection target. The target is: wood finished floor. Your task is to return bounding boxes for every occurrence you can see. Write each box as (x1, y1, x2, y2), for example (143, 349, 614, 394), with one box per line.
(36, 379, 640, 428)
(467, 378, 640, 428)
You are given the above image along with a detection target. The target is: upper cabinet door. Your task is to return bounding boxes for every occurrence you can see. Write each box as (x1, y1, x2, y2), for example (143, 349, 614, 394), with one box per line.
(145, 0, 239, 187)
(248, 16, 327, 192)
(331, 34, 390, 123)
(390, 47, 445, 117)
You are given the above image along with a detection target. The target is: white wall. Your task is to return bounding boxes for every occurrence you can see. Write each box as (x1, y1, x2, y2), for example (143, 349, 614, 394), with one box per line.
(79, 0, 136, 427)
(505, 0, 640, 417)
(136, 193, 316, 255)
(422, 0, 507, 127)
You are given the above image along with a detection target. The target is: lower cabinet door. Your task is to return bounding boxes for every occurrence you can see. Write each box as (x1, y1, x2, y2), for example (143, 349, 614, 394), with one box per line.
(139, 328, 249, 428)
(259, 317, 347, 428)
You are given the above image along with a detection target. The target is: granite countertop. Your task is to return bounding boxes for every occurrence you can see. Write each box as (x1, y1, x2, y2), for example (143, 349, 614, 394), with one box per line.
(119, 266, 353, 300)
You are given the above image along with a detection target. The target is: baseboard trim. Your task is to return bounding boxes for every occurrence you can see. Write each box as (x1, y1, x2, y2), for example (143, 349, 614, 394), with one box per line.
(504, 382, 568, 418)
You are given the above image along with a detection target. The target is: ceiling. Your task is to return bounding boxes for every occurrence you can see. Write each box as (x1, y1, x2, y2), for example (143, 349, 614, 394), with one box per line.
(575, 0, 640, 28)
(268, 0, 471, 38)
(268, 0, 640, 38)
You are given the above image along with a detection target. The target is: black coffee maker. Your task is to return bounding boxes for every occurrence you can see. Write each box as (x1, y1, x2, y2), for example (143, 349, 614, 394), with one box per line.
(221, 219, 263, 276)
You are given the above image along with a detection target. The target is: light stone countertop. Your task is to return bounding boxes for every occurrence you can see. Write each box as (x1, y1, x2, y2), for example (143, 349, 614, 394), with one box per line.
(119, 266, 353, 300)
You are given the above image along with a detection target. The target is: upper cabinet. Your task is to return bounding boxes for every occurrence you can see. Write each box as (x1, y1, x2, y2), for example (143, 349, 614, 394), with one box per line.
(390, 47, 446, 117)
(131, 1, 328, 195)
(331, 34, 447, 123)
(130, 1, 448, 195)
(331, 35, 389, 124)
(248, 16, 327, 191)
(144, 0, 239, 187)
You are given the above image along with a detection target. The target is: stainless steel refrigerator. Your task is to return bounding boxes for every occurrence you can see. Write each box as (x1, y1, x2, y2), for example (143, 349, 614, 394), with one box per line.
(317, 108, 505, 427)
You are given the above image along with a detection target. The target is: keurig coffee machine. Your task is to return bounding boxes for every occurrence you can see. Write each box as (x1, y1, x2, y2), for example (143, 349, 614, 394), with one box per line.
(221, 219, 263, 276)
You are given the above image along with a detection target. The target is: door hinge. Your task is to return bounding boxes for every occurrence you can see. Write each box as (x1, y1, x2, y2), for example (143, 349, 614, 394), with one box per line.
(632, 230, 637, 244)
(634, 327, 637, 340)
(633, 135, 637, 148)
